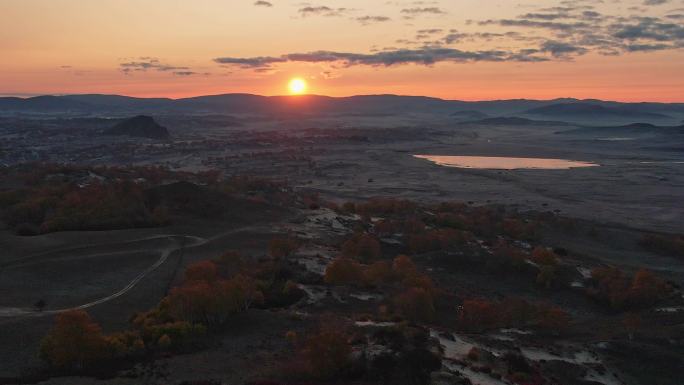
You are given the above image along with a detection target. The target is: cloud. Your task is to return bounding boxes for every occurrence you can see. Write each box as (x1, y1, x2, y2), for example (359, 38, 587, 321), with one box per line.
(214, 56, 287, 69)
(254, 1, 273, 7)
(119, 57, 195, 75)
(471, 3, 684, 58)
(400, 7, 446, 19)
(298, 6, 350, 17)
(173, 71, 198, 76)
(540, 40, 588, 57)
(356, 15, 391, 25)
(214, 0, 684, 73)
(214, 47, 548, 71)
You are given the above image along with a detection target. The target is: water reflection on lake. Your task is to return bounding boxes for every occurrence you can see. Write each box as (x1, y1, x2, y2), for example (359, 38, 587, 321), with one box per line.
(414, 155, 598, 170)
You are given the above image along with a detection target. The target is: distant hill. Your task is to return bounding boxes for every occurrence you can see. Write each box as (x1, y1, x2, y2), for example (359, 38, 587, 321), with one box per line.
(103, 115, 170, 139)
(450, 110, 489, 120)
(466, 117, 570, 126)
(557, 122, 684, 137)
(1, 94, 683, 125)
(525, 103, 672, 120)
(0, 95, 92, 112)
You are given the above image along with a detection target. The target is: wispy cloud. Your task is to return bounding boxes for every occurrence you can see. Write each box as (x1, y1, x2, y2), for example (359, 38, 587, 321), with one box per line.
(119, 57, 198, 76)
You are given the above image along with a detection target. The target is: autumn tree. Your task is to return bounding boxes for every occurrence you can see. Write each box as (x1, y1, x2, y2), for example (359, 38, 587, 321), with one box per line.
(184, 260, 219, 283)
(40, 310, 109, 371)
(394, 287, 436, 322)
(531, 247, 558, 266)
(629, 269, 671, 306)
(537, 306, 571, 334)
(341, 233, 381, 262)
(364, 260, 394, 286)
(459, 299, 499, 331)
(324, 257, 364, 286)
(302, 326, 352, 378)
(393, 255, 418, 279)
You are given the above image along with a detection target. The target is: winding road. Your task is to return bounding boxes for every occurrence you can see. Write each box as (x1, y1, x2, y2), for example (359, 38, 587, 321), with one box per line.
(0, 225, 271, 319)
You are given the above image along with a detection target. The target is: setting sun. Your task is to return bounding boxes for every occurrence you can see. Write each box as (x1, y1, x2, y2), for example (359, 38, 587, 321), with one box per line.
(288, 78, 307, 95)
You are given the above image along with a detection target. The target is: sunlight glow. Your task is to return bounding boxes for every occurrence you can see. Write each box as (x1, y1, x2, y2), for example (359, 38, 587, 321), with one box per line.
(288, 78, 307, 95)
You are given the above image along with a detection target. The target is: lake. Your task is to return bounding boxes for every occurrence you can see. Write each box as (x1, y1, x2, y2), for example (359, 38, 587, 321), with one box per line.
(414, 155, 599, 170)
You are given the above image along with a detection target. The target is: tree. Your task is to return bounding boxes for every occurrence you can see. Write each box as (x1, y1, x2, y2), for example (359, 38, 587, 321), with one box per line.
(629, 269, 670, 306)
(364, 260, 394, 285)
(394, 287, 436, 322)
(459, 299, 498, 331)
(324, 257, 364, 286)
(537, 306, 570, 334)
(40, 310, 109, 371)
(531, 247, 558, 266)
(184, 260, 218, 283)
(393, 255, 418, 279)
(341, 233, 381, 262)
(303, 327, 352, 378)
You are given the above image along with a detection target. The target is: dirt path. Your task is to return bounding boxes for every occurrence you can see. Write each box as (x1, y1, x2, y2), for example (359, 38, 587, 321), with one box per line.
(0, 225, 273, 319)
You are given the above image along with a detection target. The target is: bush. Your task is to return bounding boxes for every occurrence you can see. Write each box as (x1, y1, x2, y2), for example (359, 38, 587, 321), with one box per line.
(459, 299, 499, 331)
(342, 233, 381, 262)
(364, 260, 395, 286)
(302, 327, 352, 378)
(587, 267, 671, 310)
(185, 260, 219, 283)
(536, 306, 571, 333)
(166, 274, 262, 326)
(40, 310, 110, 372)
(530, 247, 558, 266)
(324, 257, 365, 286)
(408, 229, 472, 253)
(393, 288, 436, 322)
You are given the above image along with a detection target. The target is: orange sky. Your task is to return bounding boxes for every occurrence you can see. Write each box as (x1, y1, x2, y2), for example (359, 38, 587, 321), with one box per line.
(2, 0, 683, 101)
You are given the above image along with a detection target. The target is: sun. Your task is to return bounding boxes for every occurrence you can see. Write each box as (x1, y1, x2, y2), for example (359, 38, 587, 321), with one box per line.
(288, 78, 307, 95)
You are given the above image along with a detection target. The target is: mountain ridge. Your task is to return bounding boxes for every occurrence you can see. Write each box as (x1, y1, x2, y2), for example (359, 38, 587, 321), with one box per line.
(2, 94, 684, 125)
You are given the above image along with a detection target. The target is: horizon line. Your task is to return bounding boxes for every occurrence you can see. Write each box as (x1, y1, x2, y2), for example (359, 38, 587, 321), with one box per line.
(1, 92, 684, 104)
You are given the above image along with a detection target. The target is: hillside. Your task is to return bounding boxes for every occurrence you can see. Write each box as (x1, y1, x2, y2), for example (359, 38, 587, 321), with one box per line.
(103, 115, 170, 139)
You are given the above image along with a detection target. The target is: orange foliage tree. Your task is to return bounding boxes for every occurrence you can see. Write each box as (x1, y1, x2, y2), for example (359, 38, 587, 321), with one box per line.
(302, 326, 352, 378)
(40, 310, 109, 371)
(341, 233, 381, 262)
(324, 257, 365, 286)
(393, 287, 436, 322)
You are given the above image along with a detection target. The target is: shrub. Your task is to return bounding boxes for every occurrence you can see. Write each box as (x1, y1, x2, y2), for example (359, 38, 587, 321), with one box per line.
(341, 233, 381, 262)
(536, 306, 571, 333)
(40, 310, 109, 372)
(408, 229, 472, 253)
(587, 267, 671, 310)
(530, 247, 558, 266)
(185, 260, 219, 283)
(364, 260, 395, 286)
(393, 288, 436, 322)
(502, 218, 535, 239)
(302, 327, 352, 378)
(324, 257, 365, 286)
(459, 299, 499, 331)
(167, 274, 262, 326)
